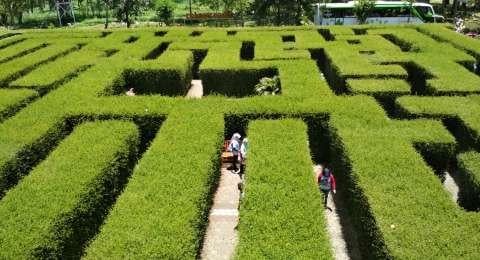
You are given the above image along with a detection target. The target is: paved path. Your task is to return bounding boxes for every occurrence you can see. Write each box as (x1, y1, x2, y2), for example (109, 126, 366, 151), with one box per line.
(186, 80, 203, 99)
(314, 166, 362, 260)
(324, 193, 362, 260)
(201, 163, 242, 260)
(443, 171, 459, 204)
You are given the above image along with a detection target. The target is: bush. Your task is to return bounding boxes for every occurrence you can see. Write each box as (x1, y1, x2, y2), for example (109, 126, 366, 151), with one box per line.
(254, 75, 281, 95)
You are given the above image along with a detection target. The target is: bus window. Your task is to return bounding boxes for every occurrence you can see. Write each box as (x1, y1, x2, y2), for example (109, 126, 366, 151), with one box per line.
(331, 9, 344, 18)
(414, 6, 434, 22)
(344, 9, 354, 17)
(415, 6, 433, 17)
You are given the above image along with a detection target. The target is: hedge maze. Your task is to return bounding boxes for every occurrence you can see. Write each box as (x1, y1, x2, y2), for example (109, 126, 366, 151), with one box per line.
(0, 24, 479, 259)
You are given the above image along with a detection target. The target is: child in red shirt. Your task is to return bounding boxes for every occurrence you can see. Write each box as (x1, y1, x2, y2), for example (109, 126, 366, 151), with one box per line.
(316, 166, 336, 208)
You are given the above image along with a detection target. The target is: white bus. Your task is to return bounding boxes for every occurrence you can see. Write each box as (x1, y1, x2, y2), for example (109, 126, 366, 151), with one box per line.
(314, 1, 444, 25)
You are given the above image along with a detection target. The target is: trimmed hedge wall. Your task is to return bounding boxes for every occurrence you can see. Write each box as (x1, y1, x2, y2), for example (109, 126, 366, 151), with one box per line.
(201, 67, 278, 97)
(235, 119, 333, 259)
(0, 120, 139, 259)
(0, 89, 38, 122)
(84, 108, 223, 258)
(0, 42, 81, 86)
(457, 151, 480, 211)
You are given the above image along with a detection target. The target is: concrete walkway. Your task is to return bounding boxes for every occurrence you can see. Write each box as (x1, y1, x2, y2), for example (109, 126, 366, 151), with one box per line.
(314, 166, 362, 260)
(186, 80, 203, 99)
(201, 163, 242, 260)
(442, 171, 459, 204)
(324, 193, 362, 260)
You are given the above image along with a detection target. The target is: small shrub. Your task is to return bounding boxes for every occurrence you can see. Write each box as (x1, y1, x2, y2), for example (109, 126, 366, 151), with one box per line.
(254, 76, 281, 95)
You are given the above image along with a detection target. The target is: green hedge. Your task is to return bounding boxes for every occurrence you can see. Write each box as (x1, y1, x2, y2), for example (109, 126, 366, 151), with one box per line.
(10, 49, 99, 93)
(328, 106, 480, 258)
(84, 108, 223, 258)
(115, 50, 193, 96)
(396, 96, 480, 149)
(346, 79, 411, 95)
(0, 89, 38, 122)
(457, 151, 480, 211)
(0, 35, 26, 50)
(368, 27, 480, 94)
(0, 120, 139, 258)
(0, 39, 47, 64)
(201, 67, 277, 97)
(416, 24, 480, 59)
(0, 42, 82, 86)
(235, 119, 332, 259)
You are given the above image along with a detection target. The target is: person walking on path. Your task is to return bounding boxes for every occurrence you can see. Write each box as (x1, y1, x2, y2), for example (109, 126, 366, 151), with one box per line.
(228, 133, 241, 174)
(316, 166, 336, 208)
(238, 138, 248, 197)
(239, 138, 248, 177)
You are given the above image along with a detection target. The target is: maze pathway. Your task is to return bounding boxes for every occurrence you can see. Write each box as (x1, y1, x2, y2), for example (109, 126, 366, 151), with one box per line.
(201, 163, 242, 260)
(186, 79, 204, 99)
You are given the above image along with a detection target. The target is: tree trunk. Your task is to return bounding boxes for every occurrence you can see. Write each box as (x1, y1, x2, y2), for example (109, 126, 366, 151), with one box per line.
(104, 3, 109, 29)
(9, 14, 15, 26)
(452, 0, 458, 16)
(17, 13, 23, 25)
(276, 4, 281, 25)
(442, 0, 449, 15)
(0, 14, 6, 26)
(126, 11, 131, 28)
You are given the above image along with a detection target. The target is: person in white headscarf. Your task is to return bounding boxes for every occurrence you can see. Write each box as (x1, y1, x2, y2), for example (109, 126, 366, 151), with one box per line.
(126, 88, 136, 96)
(228, 133, 241, 173)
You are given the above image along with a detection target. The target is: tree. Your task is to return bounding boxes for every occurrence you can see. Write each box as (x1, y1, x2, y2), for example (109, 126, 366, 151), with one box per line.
(115, 0, 149, 28)
(0, 0, 28, 26)
(155, 0, 174, 25)
(353, 0, 375, 24)
(103, 0, 116, 29)
(407, 0, 414, 23)
(251, 0, 313, 26)
(198, 0, 251, 13)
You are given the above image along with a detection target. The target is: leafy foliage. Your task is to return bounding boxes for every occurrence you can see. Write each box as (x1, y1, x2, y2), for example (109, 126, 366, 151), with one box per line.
(353, 0, 375, 24)
(254, 75, 280, 95)
(155, 0, 175, 25)
(251, 0, 315, 25)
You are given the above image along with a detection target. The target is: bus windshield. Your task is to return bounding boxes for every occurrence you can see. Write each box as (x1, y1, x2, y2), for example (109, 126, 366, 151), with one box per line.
(414, 5, 434, 22)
